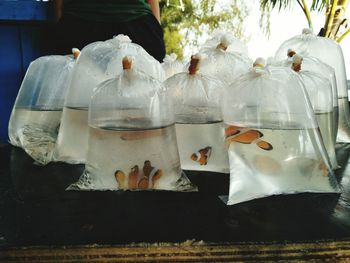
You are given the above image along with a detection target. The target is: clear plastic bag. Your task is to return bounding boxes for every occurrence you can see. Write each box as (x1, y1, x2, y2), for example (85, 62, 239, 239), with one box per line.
(284, 50, 339, 145)
(222, 58, 339, 205)
(197, 33, 251, 85)
(165, 54, 229, 173)
(162, 53, 185, 80)
(275, 29, 350, 143)
(291, 54, 338, 170)
(53, 35, 165, 164)
(68, 56, 195, 192)
(200, 30, 249, 56)
(8, 51, 78, 165)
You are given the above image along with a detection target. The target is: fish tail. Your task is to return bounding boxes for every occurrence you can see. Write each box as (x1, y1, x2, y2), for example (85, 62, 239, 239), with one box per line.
(138, 177, 149, 190)
(151, 169, 163, 189)
(256, 139, 273, 151)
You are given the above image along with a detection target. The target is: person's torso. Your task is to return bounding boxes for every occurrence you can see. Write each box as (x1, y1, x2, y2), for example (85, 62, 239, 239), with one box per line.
(63, 0, 152, 23)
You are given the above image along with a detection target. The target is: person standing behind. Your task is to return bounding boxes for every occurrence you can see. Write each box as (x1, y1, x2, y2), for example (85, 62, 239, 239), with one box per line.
(53, 0, 165, 62)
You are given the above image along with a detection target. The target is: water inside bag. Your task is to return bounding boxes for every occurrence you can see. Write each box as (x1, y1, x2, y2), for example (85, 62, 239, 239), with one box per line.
(226, 124, 338, 205)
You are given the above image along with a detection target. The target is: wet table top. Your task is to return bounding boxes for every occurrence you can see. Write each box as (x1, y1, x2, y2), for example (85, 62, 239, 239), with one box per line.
(1, 143, 350, 257)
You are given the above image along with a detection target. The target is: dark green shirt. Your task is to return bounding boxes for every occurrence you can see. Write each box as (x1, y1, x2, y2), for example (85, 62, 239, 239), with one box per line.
(63, 0, 152, 23)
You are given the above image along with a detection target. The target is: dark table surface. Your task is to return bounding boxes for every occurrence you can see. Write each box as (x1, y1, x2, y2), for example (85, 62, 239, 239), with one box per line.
(1, 143, 350, 249)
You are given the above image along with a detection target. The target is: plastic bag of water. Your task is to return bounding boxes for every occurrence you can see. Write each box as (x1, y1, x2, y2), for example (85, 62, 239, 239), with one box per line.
(290, 54, 338, 170)
(8, 50, 78, 165)
(274, 49, 339, 146)
(222, 58, 340, 205)
(165, 54, 229, 173)
(200, 30, 249, 57)
(162, 53, 186, 80)
(275, 28, 350, 143)
(53, 34, 165, 164)
(272, 52, 338, 170)
(68, 56, 196, 192)
(197, 31, 251, 85)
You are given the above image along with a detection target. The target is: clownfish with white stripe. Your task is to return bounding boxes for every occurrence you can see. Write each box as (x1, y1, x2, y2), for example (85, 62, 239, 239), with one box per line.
(191, 146, 212, 165)
(225, 125, 273, 151)
(114, 160, 162, 190)
(138, 160, 163, 190)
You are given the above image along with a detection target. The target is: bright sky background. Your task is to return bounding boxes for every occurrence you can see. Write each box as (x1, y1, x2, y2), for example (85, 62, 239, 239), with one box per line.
(245, 0, 350, 77)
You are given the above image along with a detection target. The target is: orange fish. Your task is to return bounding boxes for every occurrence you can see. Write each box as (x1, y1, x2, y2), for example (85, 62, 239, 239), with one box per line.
(115, 170, 126, 190)
(128, 165, 139, 190)
(318, 161, 329, 177)
(225, 125, 273, 151)
(140, 160, 163, 189)
(191, 146, 212, 165)
(138, 176, 149, 190)
(120, 129, 163, 140)
(225, 125, 241, 137)
(115, 161, 163, 190)
(151, 169, 162, 188)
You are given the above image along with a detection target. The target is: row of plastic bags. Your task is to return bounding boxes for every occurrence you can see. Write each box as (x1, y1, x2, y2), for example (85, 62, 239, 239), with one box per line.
(8, 30, 345, 204)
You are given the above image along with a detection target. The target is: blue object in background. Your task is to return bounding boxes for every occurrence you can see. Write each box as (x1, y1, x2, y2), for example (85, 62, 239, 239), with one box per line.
(0, 0, 54, 144)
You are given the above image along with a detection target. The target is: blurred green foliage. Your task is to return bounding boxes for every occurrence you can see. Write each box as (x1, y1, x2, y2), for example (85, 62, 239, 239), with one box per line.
(160, 0, 248, 59)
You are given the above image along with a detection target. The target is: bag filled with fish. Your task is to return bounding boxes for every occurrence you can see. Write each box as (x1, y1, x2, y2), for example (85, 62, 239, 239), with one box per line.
(165, 54, 229, 173)
(275, 28, 350, 143)
(290, 54, 338, 170)
(196, 32, 251, 85)
(162, 53, 186, 80)
(222, 58, 340, 205)
(53, 34, 165, 164)
(68, 56, 196, 192)
(8, 49, 79, 165)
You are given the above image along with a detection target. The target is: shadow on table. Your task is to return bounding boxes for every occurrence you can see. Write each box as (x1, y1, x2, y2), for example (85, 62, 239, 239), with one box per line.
(222, 143, 350, 242)
(2, 146, 229, 247)
(2, 144, 350, 247)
